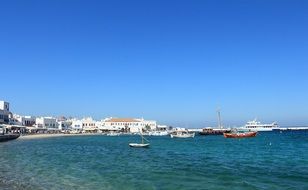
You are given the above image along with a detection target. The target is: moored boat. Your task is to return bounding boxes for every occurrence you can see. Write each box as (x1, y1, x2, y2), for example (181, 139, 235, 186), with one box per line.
(148, 131, 169, 136)
(129, 143, 150, 148)
(0, 134, 20, 142)
(170, 131, 195, 138)
(241, 119, 279, 131)
(129, 131, 150, 148)
(223, 131, 257, 138)
(0, 125, 20, 142)
(199, 109, 230, 136)
(107, 132, 120, 136)
(199, 128, 231, 135)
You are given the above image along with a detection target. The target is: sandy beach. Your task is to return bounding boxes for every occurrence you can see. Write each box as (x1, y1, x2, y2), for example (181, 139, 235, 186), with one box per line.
(19, 133, 102, 140)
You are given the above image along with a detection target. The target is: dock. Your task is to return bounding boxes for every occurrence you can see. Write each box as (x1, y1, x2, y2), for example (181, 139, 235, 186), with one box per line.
(274, 127, 308, 131)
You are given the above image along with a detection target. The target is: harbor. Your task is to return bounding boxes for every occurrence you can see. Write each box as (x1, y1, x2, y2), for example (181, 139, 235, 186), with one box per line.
(1, 100, 308, 142)
(1, 0, 308, 188)
(1, 131, 307, 190)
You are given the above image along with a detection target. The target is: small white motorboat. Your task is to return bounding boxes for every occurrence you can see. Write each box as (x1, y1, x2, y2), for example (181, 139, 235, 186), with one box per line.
(129, 130, 150, 148)
(170, 131, 195, 138)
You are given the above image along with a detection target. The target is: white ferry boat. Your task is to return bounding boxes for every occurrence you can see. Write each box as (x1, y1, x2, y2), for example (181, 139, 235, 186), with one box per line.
(242, 119, 279, 131)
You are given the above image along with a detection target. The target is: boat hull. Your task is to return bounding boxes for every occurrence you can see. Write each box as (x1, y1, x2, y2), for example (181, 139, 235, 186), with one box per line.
(223, 132, 257, 138)
(0, 134, 20, 142)
(199, 129, 231, 135)
(241, 128, 276, 132)
(129, 143, 150, 148)
(148, 131, 169, 136)
(170, 133, 195, 138)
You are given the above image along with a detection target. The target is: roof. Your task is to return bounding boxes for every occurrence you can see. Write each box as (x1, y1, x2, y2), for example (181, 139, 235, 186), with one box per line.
(105, 118, 140, 123)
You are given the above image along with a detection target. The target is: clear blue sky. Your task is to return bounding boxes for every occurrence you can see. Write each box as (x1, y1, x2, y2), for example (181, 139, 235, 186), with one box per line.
(1, 0, 308, 127)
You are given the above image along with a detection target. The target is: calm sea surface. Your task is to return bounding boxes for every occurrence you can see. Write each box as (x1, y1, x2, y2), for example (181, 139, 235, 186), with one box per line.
(0, 131, 307, 190)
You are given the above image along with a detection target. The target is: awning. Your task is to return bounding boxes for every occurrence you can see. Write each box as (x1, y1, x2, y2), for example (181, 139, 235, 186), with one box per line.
(84, 128, 97, 131)
(2, 124, 26, 129)
(47, 128, 61, 131)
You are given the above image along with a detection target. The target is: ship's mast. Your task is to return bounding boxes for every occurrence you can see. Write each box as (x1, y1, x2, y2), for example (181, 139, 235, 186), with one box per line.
(217, 108, 223, 129)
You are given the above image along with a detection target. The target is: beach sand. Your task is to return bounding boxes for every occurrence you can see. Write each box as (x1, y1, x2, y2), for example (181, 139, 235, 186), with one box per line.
(19, 133, 101, 140)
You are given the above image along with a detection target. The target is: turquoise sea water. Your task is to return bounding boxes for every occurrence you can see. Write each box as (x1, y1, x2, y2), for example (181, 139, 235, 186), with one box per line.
(0, 131, 307, 190)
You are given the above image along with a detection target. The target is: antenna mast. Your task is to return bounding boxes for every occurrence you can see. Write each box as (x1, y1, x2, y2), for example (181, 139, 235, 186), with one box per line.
(217, 108, 223, 129)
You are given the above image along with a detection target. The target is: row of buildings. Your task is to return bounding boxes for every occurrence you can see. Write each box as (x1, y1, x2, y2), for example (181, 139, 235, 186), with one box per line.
(70, 117, 158, 133)
(0, 100, 168, 134)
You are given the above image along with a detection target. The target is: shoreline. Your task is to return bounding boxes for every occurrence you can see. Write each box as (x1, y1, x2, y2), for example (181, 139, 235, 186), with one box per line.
(19, 133, 102, 140)
(14, 128, 308, 140)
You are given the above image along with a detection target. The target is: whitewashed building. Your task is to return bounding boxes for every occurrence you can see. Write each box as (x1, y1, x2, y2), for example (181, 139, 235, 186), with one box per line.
(81, 117, 97, 132)
(69, 117, 97, 131)
(157, 125, 169, 131)
(138, 119, 157, 131)
(102, 117, 157, 133)
(57, 121, 71, 130)
(36, 117, 58, 129)
(0, 101, 11, 124)
(71, 119, 83, 130)
(21, 116, 36, 126)
(56, 116, 71, 130)
(81, 117, 96, 129)
(104, 118, 141, 132)
(13, 114, 36, 126)
(0, 101, 9, 111)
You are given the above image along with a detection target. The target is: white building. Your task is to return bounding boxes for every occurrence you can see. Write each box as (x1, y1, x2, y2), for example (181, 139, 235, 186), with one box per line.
(0, 101, 11, 124)
(71, 119, 83, 130)
(0, 101, 9, 111)
(81, 117, 96, 129)
(157, 125, 169, 131)
(69, 117, 97, 131)
(104, 118, 141, 132)
(138, 119, 157, 131)
(9, 114, 21, 125)
(36, 117, 58, 129)
(57, 121, 71, 130)
(81, 117, 97, 132)
(13, 114, 36, 126)
(56, 116, 71, 130)
(22, 116, 36, 126)
(102, 117, 157, 133)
